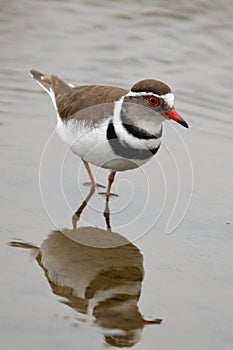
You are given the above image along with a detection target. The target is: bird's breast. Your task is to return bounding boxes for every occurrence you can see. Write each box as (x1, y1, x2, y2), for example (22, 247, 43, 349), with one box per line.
(56, 118, 160, 171)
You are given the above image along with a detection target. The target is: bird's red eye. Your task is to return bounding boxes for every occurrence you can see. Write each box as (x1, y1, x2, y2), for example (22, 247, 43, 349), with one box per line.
(147, 96, 160, 107)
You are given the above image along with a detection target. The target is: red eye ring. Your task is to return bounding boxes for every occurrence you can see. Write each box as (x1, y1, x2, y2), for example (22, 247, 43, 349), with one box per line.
(147, 95, 160, 107)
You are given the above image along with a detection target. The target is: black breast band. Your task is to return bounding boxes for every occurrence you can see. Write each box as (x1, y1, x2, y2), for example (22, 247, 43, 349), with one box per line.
(107, 122, 160, 160)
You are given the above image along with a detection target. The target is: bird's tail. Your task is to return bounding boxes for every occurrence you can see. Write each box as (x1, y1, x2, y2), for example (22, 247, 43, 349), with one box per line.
(29, 69, 52, 93)
(29, 68, 73, 93)
(29, 69, 73, 109)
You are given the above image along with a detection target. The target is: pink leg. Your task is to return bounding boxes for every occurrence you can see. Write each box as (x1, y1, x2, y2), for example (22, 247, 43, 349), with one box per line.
(82, 159, 98, 188)
(106, 171, 116, 201)
(82, 159, 105, 189)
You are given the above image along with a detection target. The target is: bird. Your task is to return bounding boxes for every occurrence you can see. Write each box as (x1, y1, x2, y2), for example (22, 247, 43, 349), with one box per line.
(29, 69, 188, 199)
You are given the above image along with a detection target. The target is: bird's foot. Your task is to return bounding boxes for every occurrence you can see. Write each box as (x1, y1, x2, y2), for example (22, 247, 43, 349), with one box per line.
(98, 192, 119, 198)
(82, 182, 105, 189)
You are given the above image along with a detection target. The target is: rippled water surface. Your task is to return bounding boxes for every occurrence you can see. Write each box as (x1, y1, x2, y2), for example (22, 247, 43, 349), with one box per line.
(1, 1, 233, 349)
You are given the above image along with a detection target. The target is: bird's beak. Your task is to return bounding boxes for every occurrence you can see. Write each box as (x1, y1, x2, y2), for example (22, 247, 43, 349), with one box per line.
(166, 109, 189, 128)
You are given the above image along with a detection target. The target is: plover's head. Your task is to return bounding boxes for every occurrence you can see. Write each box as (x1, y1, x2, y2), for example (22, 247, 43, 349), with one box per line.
(124, 79, 188, 128)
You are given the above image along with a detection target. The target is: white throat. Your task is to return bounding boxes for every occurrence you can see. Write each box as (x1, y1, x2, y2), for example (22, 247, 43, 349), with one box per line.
(112, 95, 162, 150)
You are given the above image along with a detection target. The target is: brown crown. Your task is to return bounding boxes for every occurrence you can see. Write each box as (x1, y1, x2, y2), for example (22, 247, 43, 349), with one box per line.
(131, 79, 172, 95)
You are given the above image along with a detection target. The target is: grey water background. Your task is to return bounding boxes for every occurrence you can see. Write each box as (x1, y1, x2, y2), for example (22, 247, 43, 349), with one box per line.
(1, 0, 233, 349)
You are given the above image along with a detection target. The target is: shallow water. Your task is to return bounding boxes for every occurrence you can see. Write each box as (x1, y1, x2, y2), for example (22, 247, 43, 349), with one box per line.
(1, 1, 233, 349)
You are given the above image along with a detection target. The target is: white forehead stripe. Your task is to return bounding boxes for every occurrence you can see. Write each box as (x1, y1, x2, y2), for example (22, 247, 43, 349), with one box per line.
(163, 93, 174, 107)
(125, 91, 174, 108)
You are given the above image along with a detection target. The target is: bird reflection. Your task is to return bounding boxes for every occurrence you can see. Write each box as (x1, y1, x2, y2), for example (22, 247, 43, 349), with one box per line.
(10, 185, 162, 347)
(10, 225, 162, 347)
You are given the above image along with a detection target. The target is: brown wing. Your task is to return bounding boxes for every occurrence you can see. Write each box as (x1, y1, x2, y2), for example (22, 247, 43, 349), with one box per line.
(50, 75, 127, 123)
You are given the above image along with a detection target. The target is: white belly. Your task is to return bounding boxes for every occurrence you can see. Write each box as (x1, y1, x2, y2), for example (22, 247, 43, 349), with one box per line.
(56, 118, 155, 171)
